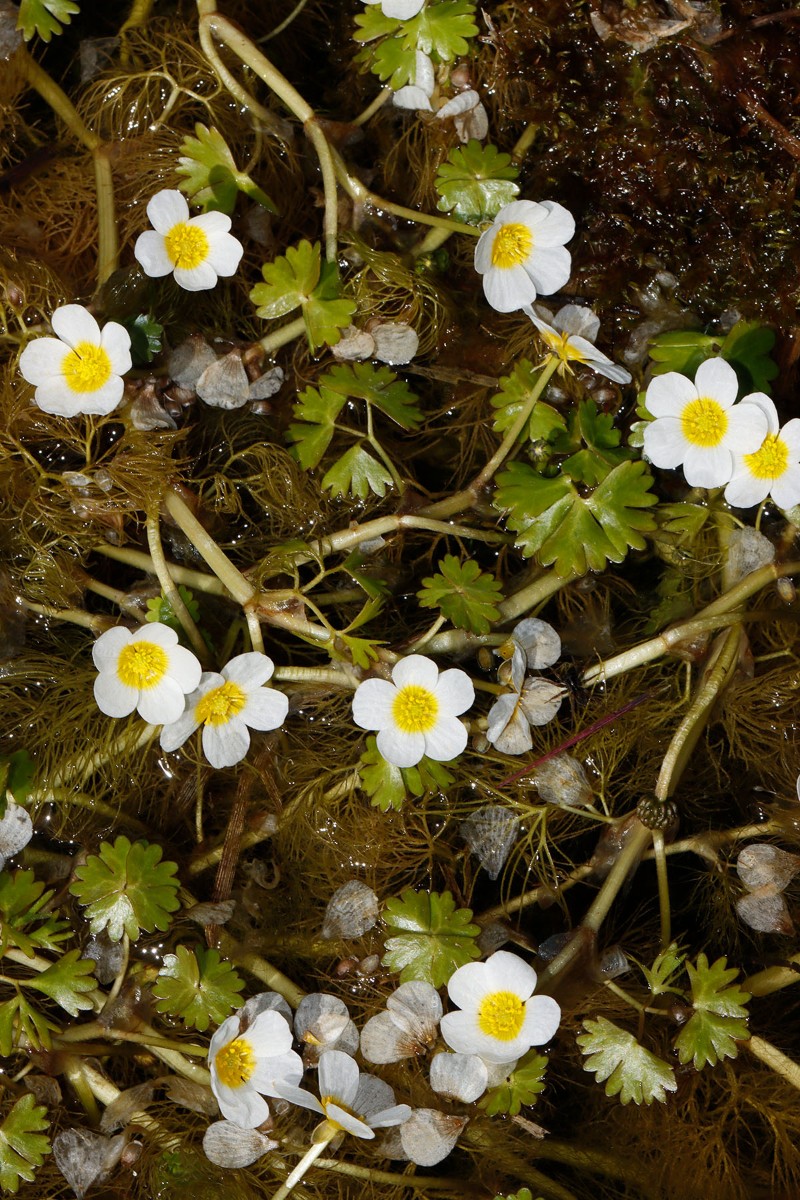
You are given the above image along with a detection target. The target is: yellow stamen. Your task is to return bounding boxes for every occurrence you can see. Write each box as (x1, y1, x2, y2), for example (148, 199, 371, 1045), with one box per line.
(195, 680, 247, 726)
(680, 397, 728, 448)
(744, 433, 789, 480)
(215, 1036, 255, 1088)
(392, 684, 439, 734)
(164, 222, 210, 270)
(117, 641, 169, 690)
(477, 990, 525, 1041)
(491, 223, 533, 269)
(62, 342, 112, 393)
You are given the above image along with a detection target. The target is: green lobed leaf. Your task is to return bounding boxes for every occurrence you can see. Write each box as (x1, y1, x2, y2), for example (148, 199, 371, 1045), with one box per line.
(552, 399, 632, 487)
(320, 363, 422, 430)
(176, 124, 277, 215)
(490, 361, 567, 445)
(479, 1050, 548, 1116)
(251, 240, 321, 320)
(719, 319, 779, 394)
(358, 738, 455, 811)
(321, 444, 394, 500)
(125, 313, 164, 367)
(0, 751, 35, 806)
(0, 870, 70, 958)
(636, 942, 687, 997)
(336, 633, 385, 670)
(403, 0, 479, 59)
(145, 586, 201, 632)
(0, 1094, 50, 1194)
(674, 953, 750, 1070)
(577, 1016, 677, 1105)
(153, 945, 245, 1032)
(288, 384, 348, 470)
(647, 329, 718, 379)
(382, 888, 480, 985)
(70, 836, 181, 943)
(303, 260, 357, 351)
(417, 554, 503, 634)
(24, 950, 97, 1017)
(0, 995, 59, 1056)
(435, 140, 520, 223)
(16, 0, 79, 41)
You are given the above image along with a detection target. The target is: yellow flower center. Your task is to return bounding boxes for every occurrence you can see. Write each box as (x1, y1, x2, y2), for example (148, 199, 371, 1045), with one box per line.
(477, 990, 525, 1041)
(743, 433, 789, 481)
(680, 397, 728, 448)
(491, 222, 533, 269)
(392, 684, 439, 734)
(164, 222, 210, 270)
(195, 680, 247, 726)
(117, 641, 169, 690)
(542, 328, 584, 365)
(61, 342, 112, 393)
(215, 1036, 255, 1089)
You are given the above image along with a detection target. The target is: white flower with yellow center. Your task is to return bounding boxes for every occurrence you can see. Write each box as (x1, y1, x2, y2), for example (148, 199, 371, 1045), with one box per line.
(524, 303, 632, 384)
(474, 199, 575, 313)
(724, 395, 800, 511)
(134, 189, 244, 292)
(210, 1007, 303, 1128)
(19, 304, 132, 417)
(352, 654, 474, 769)
(440, 950, 561, 1064)
(364, 0, 425, 18)
(93, 622, 202, 725)
(642, 358, 768, 488)
(275, 1049, 411, 1140)
(160, 652, 288, 769)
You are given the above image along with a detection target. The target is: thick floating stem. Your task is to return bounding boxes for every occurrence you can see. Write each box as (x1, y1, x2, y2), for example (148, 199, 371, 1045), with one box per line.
(164, 490, 255, 606)
(748, 1035, 800, 1093)
(146, 510, 209, 662)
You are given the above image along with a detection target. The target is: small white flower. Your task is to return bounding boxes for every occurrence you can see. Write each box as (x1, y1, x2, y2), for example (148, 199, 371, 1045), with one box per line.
(276, 1049, 411, 1139)
(440, 949, 561, 1063)
(487, 619, 567, 754)
(92, 622, 202, 725)
(209, 1006, 303, 1128)
(642, 358, 768, 488)
(435, 90, 489, 142)
(360, 981, 443, 1064)
(525, 303, 631, 384)
(393, 50, 434, 110)
(160, 652, 288, 769)
(352, 654, 474, 769)
(134, 189, 244, 291)
(723, 395, 800, 511)
(364, 0, 425, 19)
(474, 199, 575, 313)
(19, 304, 132, 417)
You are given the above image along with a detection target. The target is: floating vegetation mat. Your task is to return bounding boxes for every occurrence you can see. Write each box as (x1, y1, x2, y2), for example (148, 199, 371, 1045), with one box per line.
(2, 1, 800, 1198)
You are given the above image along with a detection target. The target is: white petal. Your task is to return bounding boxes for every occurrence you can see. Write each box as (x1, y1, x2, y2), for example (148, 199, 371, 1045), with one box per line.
(146, 189, 189, 234)
(249, 1051, 304, 1096)
(204, 231, 244, 278)
(433, 668, 474, 716)
(473, 226, 495, 274)
(319, 1050, 359, 1107)
(724, 403, 769, 452)
(520, 994, 561, 1045)
(423, 716, 468, 762)
(100, 322, 133, 375)
(483, 264, 537, 313)
(239, 688, 288, 731)
(360, 1011, 412, 1063)
(137, 677, 187, 725)
(780, 418, 800, 456)
(51, 304, 101, 348)
(173, 262, 219, 292)
(519, 678, 566, 725)
(213, 1081, 269, 1128)
(485, 694, 519, 745)
(644, 372, 697, 418)
(94, 672, 138, 718)
(246, 1010, 294, 1055)
(429, 1052, 488, 1102)
(222, 652, 275, 689)
(382, 0, 424, 15)
(92, 625, 131, 670)
(352, 678, 397, 731)
(159, 708, 199, 752)
(0, 802, 34, 865)
(210, 1015, 240, 1059)
(447, 961, 492, 1010)
(514, 617, 561, 669)
(192, 210, 233, 236)
(485, 950, 537, 998)
(770, 464, 800, 510)
(413, 49, 434, 95)
(436, 90, 479, 119)
(535, 200, 576, 246)
(439, 1009, 480, 1055)
(525, 245, 572, 296)
(19, 338, 71, 385)
(393, 85, 432, 111)
(682, 444, 733, 488)
(376, 726, 425, 768)
(202, 720, 250, 768)
(40, 376, 124, 417)
(167, 644, 203, 692)
(737, 392, 778, 433)
(272, 1082, 324, 1115)
(642, 419, 687, 469)
(133, 231, 173, 277)
(392, 654, 438, 691)
(368, 1102, 412, 1128)
(694, 356, 738, 406)
(554, 304, 599, 342)
(326, 1102, 374, 1138)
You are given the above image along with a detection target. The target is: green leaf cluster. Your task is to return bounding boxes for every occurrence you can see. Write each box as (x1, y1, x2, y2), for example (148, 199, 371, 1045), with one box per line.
(251, 241, 355, 352)
(417, 555, 503, 634)
(145, 586, 201, 632)
(16, 0, 78, 42)
(354, 0, 478, 86)
(70, 836, 181, 943)
(648, 319, 778, 395)
(0, 751, 35, 810)
(382, 888, 480, 985)
(577, 1016, 677, 1105)
(490, 361, 566, 447)
(435, 141, 519, 223)
(358, 737, 455, 811)
(480, 1050, 548, 1116)
(636, 942, 686, 997)
(153, 946, 245, 1032)
(674, 954, 750, 1071)
(0, 1094, 50, 1194)
(125, 314, 164, 367)
(0, 870, 71, 957)
(176, 124, 277, 215)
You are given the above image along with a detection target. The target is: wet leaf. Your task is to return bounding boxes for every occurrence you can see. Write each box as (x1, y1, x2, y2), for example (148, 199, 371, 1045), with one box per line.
(322, 444, 393, 500)
(0, 1094, 50, 1194)
(578, 1017, 677, 1104)
(176, 123, 277, 215)
(418, 555, 503, 634)
(490, 360, 566, 444)
(24, 950, 97, 1016)
(70, 836, 181, 943)
(153, 946, 245, 1032)
(674, 953, 750, 1070)
(435, 140, 519, 223)
(479, 1049, 548, 1116)
(382, 888, 480, 986)
(17, 0, 78, 42)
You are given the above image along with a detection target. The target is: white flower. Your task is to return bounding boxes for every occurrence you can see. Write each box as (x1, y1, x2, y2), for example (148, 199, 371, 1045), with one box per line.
(486, 619, 567, 754)
(360, 981, 442, 1064)
(393, 50, 434, 110)
(435, 90, 489, 142)
(364, 0, 425, 19)
(723, 395, 800, 511)
(474, 199, 575, 313)
(440, 949, 561, 1063)
(160, 652, 288, 769)
(209, 1006, 303, 1128)
(19, 304, 132, 417)
(134, 189, 243, 291)
(642, 358, 768, 488)
(352, 654, 474, 768)
(525, 303, 631, 384)
(93, 622, 202, 725)
(275, 1049, 411, 1139)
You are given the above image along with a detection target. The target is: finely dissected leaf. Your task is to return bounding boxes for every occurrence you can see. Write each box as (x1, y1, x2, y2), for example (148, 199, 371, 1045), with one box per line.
(322, 444, 394, 500)
(417, 555, 503, 634)
(0, 870, 70, 957)
(577, 1016, 677, 1105)
(0, 1094, 50, 1194)
(435, 140, 519, 223)
(495, 459, 658, 576)
(637, 942, 687, 997)
(358, 739, 455, 812)
(24, 950, 97, 1017)
(16, 0, 79, 41)
(153, 946, 245, 1032)
(251, 240, 321, 320)
(176, 124, 278, 215)
(674, 953, 750, 1070)
(382, 889, 480, 985)
(490, 361, 566, 444)
(70, 837, 181, 943)
(0, 995, 59, 1056)
(479, 1050, 548, 1116)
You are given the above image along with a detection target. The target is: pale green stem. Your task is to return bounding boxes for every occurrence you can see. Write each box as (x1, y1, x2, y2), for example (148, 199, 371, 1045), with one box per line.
(407, 613, 447, 653)
(93, 149, 119, 286)
(652, 829, 671, 948)
(313, 1160, 467, 1190)
(80, 1061, 173, 1138)
(273, 663, 360, 687)
(351, 86, 392, 126)
(413, 224, 457, 258)
(63, 1058, 101, 1124)
(187, 825, 278, 876)
(744, 954, 800, 997)
(646, 820, 782, 865)
(420, 355, 560, 519)
(102, 933, 129, 1011)
(260, 316, 307, 353)
(57, 1022, 207, 1059)
(245, 607, 265, 653)
(146, 510, 209, 662)
(197, 10, 292, 139)
(79, 572, 147, 622)
(260, 0, 311, 43)
(273, 1131, 337, 1198)
(119, 0, 155, 37)
(305, 120, 339, 261)
(497, 567, 578, 622)
(511, 122, 538, 162)
(164, 490, 255, 606)
(17, 599, 111, 633)
(366, 403, 404, 492)
(748, 1035, 800, 1093)
(217, 931, 305, 1008)
(478, 863, 594, 923)
(94, 544, 225, 594)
